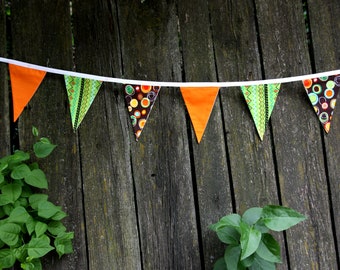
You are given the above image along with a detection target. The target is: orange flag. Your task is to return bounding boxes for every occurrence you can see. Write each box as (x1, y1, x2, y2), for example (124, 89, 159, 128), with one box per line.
(9, 64, 46, 121)
(180, 87, 220, 143)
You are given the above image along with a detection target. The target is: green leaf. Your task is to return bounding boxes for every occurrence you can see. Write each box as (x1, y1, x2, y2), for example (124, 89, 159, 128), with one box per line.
(2, 204, 13, 215)
(0, 162, 8, 172)
(51, 210, 67, 221)
(213, 257, 226, 270)
(4, 151, 30, 169)
(27, 237, 54, 258)
(0, 249, 16, 268)
(242, 207, 263, 225)
(26, 216, 36, 235)
(262, 205, 306, 231)
(240, 253, 255, 268)
(21, 262, 34, 270)
(47, 221, 66, 235)
(32, 126, 39, 137)
(254, 219, 269, 233)
(249, 254, 276, 270)
(224, 245, 245, 270)
(39, 137, 51, 144)
(35, 221, 48, 238)
(13, 244, 28, 262)
(216, 226, 240, 245)
(33, 140, 57, 158)
(25, 169, 48, 189)
(11, 163, 31, 180)
(18, 197, 29, 208)
(0, 209, 4, 218)
(37, 201, 60, 219)
(13, 150, 30, 161)
(0, 174, 4, 184)
(240, 222, 262, 260)
(39, 233, 51, 244)
(255, 233, 281, 263)
(21, 185, 33, 198)
(54, 232, 74, 258)
(8, 206, 30, 223)
(0, 223, 21, 246)
(33, 259, 43, 270)
(29, 162, 39, 171)
(0, 207, 5, 219)
(210, 214, 241, 232)
(29, 194, 49, 209)
(1, 183, 22, 203)
(0, 194, 12, 206)
(21, 259, 42, 270)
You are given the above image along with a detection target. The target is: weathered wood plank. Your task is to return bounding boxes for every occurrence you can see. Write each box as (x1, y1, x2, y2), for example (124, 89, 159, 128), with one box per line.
(71, 1, 141, 269)
(117, 0, 201, 269)
(255, 0, 338, 268)
(208, 1, 288, 269)
(10, 1, 87, 269)
(308, 0, 340, 261)
(175, 1, 233, 268)
(0, 1, 10, 156)
(209, 0, 281, 210)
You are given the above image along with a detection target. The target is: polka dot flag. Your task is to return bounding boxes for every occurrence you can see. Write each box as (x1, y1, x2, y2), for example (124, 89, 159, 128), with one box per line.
(124, 84, 161, 140)
(303, 75, 340, 133)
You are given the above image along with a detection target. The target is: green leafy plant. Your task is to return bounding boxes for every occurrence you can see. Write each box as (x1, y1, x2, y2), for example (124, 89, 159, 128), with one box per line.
(0, 127, 74, 270)
(210, 205, 306, 270)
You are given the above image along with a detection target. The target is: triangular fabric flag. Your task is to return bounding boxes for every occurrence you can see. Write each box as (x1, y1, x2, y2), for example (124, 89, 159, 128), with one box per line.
(241, 84, 280, 140)
(9, 64, 47, 121)
(124, 84, 161, 140)
(64, 76, 102, 130)
(302, 75, 340, 133)
(180, 87, 220, 143)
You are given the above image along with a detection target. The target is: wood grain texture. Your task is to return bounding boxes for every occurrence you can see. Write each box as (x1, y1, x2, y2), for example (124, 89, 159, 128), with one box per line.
(208, 1, 288, 269)
(71, 1, 141, 269)
(176, 0, 233, 268)
(0, 1, 10, 156)
(117, 0, 201, 269)
(255, 0, 338, 269)
(308, 0, 340, 257)
(10, 1, 87, 269)
(209, 0, 281, 210)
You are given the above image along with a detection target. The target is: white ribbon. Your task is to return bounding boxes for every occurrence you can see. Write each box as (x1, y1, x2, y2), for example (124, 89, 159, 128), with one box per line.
(1, 57, 340, 87)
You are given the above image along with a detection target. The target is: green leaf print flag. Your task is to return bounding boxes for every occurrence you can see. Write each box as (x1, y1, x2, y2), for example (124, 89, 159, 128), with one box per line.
(64, 76, 102, 130)
(241, 84, 281, 140)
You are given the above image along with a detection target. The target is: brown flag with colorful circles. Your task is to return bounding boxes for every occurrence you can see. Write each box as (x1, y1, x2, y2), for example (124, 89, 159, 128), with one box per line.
(302, 75, 340, 133)
(124, 84, 161, 140)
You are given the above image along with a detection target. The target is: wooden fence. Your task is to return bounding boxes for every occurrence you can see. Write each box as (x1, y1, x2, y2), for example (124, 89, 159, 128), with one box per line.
(1, 0, 339, 269)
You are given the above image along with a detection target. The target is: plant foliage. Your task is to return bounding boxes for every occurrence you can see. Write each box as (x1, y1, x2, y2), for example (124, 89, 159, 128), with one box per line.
(210, 205, 306, 270)
(0, 127, 74, 269)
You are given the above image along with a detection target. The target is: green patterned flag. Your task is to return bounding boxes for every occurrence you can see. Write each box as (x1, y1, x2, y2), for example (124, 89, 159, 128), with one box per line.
(64, 75, 102, 130)
(241, 84, 281, 140)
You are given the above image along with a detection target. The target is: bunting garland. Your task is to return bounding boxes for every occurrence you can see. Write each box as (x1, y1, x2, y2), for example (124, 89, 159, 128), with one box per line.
(1, 57, 340, 142)
(302, 75, 340, 133)
(241, 84, 280, 140)
(64, 76, 102, 130)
